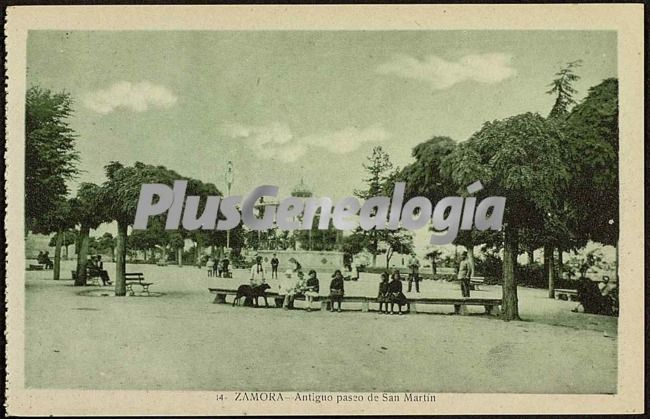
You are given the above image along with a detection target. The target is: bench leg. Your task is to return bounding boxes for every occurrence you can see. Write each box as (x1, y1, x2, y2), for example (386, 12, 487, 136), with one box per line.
(410, 302, 417, 314)
(143, 285, 150, 294)
(320, 300, 329, 311)
(485, 305, 492, 315)
(213, 293, 227, 304)
(361, 300, 369, 313)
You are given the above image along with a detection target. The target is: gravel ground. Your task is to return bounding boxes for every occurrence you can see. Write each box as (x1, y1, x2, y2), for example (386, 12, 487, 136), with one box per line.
(25, 261, 617, 393)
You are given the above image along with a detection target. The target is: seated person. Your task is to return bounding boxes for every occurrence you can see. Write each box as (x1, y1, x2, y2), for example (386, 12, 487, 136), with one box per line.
(388, 271, 407, 315)
(304, 270, 320, 312)
(572, 276, 600, 313)
(329, 270, 345, 313)
(598, 276, 617, 315)
(283, 270, 306, 310)
(377, 272, 390, 314)
(42, 251, 54, 269)
(88, 255, 112, 285)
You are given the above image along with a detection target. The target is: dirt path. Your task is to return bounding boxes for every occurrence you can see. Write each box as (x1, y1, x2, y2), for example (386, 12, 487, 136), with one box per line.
(24, 262, 617, 393)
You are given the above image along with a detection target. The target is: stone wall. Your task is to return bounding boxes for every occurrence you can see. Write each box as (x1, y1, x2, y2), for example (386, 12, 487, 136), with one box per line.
(257, 249, 344, 273)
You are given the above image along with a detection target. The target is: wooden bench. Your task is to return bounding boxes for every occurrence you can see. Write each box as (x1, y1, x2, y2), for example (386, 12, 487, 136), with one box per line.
(28, 264, 45, 271)
(209, 288, 501, 315)
(71, 269, 102, 286)
(125, 272, 153, 295)
(554, 288, 579, 301)
(469, 276, 485, 290)
(209, 288, 280, 305)
(402, 297, 501, 315)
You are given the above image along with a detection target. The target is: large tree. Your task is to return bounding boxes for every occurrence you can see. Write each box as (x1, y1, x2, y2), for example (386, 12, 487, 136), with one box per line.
(353, 146, 396, 266)
(32, 198, 75, 281)
(443, 113, 569, 321)
(542, 61, 585, 297)
(547, 60, 582, 120)
(101, 162, 183, 295)
(25, 86, 79, 234)
(563, 78, 619, 247)
(398, 136, 499, 275)
(70, 183, 109, 285)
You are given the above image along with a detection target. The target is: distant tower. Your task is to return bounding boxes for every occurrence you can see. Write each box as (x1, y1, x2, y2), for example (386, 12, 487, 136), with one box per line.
(291, 177, 313, 250)
(291, 176, 313, 199)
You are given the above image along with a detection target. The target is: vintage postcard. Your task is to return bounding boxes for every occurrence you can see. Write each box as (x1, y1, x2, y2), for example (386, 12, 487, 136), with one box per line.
(4, 5, 644, 416)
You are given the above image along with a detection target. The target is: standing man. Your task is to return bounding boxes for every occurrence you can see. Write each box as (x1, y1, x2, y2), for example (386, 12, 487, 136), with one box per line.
(270, 253, 280, 279)
(250, 256, 265, 287)
(407, 253, 421, 293)
(457, 251, 471, 297)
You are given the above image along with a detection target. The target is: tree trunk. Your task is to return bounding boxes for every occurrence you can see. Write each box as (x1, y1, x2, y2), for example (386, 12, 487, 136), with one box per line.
(53, 229, 62, 281)
(501, 225, 520, 321)
(615, 240, 619, 281)
(114, 220, 128, 296)
(64, 243, 69, 260)
(527, 248, 534, 264)
(543, 252, 548, 284)
(557, 248, 563, 278)
(110, 244, 115, 262)
(75, 226, 90, 286)
(546, 245, 556, 298)
(466, 245, 476, 277)
(178, 247, 183, 267)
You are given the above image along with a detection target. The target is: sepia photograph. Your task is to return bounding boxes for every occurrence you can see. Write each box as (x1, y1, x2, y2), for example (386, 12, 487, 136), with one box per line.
(4, 5, 644, 416)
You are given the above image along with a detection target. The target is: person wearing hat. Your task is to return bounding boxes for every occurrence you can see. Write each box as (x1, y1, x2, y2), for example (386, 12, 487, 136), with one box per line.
(329, 269, 345, 312)
(457, 251, 471, 297)
(407, 253, 421, 293)
(304, 270, 320, 312)
(250, 256, 266, 288)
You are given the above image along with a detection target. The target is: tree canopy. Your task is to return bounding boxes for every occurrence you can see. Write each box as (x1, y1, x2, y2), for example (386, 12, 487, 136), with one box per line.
(25, 86, 79, 234)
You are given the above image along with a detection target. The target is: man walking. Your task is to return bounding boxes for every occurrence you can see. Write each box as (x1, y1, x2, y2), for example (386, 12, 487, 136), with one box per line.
(457, 251, 471, 297)
(270, 253, 280, 279)
(407, 253, 420, 293)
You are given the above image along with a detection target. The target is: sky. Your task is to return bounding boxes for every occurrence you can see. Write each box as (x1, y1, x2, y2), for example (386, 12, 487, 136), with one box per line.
(26, 30, 617, 250)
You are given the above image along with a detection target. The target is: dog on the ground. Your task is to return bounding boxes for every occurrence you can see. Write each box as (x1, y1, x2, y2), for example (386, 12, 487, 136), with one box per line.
(232, 283, 271, 307)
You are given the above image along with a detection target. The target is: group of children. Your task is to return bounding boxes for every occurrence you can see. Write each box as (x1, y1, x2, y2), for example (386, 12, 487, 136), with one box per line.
(248, 256, 345, 312)
(377, 271, 409, 315)
(205, 257, 230, 278)
(245, 255, 410, 314)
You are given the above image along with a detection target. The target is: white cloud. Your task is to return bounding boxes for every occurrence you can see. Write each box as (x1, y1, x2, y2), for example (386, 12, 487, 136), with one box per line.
(221, 122, 388, 163)
(83, 81, 178, 114)
(377, 53, 516, 90)
(303, 125, 389, 154)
